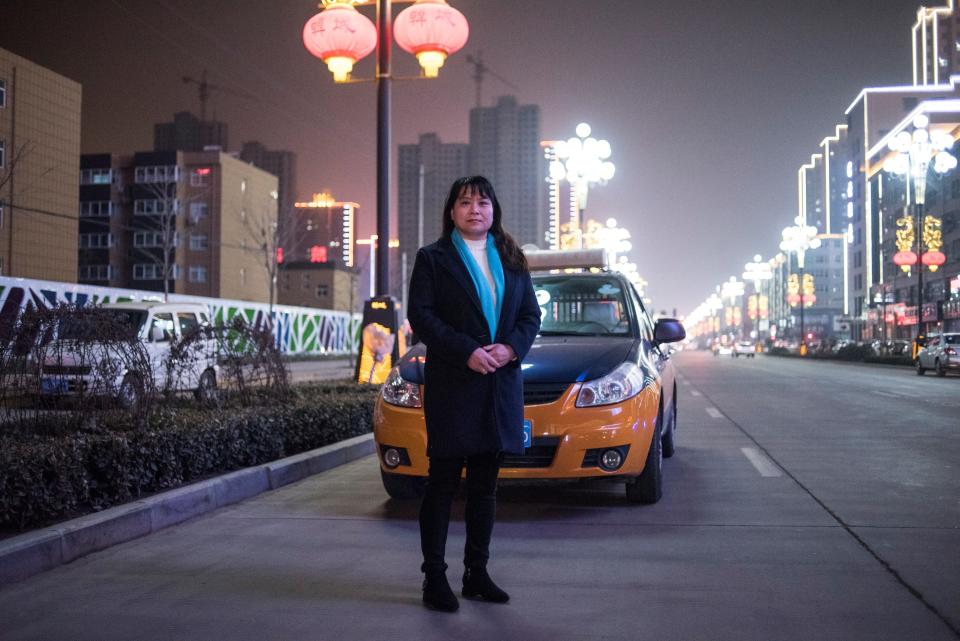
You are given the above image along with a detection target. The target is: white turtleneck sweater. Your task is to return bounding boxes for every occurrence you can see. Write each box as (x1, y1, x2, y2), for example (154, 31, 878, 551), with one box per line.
(463, 235, 497, 308)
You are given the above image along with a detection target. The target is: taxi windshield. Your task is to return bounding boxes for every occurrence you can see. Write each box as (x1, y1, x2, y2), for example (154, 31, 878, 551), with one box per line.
(532, 276, 633, 337)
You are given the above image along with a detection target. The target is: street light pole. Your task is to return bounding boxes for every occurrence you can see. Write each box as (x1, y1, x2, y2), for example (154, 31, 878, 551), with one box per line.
(799, 261, 805, 350)
(376, 0, 391, 297)
(781, 219, 820, 356)
(882, 113, 956, 353)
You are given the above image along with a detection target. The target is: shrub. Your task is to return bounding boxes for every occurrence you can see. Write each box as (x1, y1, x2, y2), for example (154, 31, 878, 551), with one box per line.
(0, 382, 379, 532)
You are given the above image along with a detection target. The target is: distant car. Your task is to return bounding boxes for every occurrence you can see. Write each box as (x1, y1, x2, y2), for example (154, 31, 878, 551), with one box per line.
(916, 333, 960, 377)
(38, 302, 219, 407)
(732, 341, 756, 358)
(714, 344, 732, 356)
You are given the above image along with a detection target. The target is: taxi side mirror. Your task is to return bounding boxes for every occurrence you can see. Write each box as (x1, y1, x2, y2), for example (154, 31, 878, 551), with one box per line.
(653, 318, 686, 345)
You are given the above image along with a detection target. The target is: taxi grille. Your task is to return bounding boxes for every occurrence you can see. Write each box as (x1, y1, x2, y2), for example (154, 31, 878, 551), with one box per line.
(502, 436, 561, 468)
(523, 382, 570, 406)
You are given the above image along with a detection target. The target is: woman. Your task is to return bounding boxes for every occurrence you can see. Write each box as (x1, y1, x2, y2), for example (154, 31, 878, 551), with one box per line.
(407, 175, 541, 612)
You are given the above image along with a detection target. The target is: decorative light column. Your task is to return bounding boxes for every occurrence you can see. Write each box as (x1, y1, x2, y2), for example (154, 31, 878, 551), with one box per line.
(780, 218, 821, 355)
(742, 254, 773, 344)
(720, 277, 745, 339)
(882, 113, 956, 344)
(548, 123, 615, 249)
(303, 0, 468, 297)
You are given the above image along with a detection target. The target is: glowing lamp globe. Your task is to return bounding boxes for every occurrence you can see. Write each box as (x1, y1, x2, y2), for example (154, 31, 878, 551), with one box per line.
(893, 250, 918, 272)
(303, 3, 377, 82)
(921, 250, 946, 271)
(395, 0, 469, 78)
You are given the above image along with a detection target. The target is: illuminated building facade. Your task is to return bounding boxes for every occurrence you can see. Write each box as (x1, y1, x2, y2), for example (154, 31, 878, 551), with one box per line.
(0, 47, 81, 282)
(290, 191, 357, 269)
(912, 0, 960, 86)
(865, 100, 960, 336)
(843, 79, 960, 336)
(78, 149, 277, 303)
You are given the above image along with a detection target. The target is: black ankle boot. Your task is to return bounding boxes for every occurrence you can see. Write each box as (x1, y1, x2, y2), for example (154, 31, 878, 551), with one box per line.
(422, 572, 459, 612)
(462, 567, 509, 603)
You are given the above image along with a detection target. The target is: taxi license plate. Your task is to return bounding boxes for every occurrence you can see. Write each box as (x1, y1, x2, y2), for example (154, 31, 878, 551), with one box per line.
(523, 419, 532, 449)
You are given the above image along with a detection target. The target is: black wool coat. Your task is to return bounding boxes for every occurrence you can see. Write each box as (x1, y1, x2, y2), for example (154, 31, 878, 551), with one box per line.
(407, 236, 541, 458)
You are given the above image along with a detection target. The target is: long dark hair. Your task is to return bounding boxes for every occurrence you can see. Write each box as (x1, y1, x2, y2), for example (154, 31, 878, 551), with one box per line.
(441, 175, 528, 272)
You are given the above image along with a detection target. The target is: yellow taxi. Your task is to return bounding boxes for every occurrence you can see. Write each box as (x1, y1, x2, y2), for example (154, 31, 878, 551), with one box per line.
(374, 267, 685, 503)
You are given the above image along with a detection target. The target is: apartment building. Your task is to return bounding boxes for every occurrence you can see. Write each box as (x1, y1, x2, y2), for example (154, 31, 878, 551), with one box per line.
(0, 47, 81, 281)
(78, 150, 277, 303)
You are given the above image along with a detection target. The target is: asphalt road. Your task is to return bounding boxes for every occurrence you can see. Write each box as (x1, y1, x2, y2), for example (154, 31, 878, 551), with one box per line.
(0, 351, 957, 640)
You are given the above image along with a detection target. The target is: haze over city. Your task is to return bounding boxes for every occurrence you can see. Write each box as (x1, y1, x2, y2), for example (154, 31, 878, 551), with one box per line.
(0, 0, 923, 315)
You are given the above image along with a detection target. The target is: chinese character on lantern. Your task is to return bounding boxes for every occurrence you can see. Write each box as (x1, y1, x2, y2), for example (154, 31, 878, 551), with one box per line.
(310, 245, 328, 263)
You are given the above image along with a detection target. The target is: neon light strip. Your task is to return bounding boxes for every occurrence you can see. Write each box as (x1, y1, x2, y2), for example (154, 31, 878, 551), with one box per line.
(866, 98, 960, 160)
(844, 77, 959, 116)
(914, 20, 920, 86)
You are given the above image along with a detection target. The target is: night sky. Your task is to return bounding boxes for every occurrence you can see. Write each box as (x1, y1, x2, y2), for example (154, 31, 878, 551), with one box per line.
(0, 0, 925, 315)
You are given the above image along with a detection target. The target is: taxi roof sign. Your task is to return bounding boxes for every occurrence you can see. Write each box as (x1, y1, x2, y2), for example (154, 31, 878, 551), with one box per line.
(525, 248, 608, 272)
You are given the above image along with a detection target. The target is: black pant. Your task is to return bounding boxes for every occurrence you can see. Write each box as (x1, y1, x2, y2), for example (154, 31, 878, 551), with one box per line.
(419, 451, 502, 575)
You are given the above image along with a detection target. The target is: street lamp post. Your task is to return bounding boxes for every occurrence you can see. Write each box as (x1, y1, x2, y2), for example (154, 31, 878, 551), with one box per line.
(303, 0, 469, 297)
(548, 123, 616, 249)
(881, 113, 956, 350)
(742, 254, 773, 346)
(303, 0, 468, 384)
(780, 218, 821, 355)
(720, 277, 745, 339)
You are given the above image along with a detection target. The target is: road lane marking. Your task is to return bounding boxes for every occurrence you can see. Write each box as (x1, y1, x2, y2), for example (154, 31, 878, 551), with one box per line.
(741, 447, 783, 477)
(872, 390, 904, 399)
(705, 407, 722, 418)
(690, 390, 702, 397)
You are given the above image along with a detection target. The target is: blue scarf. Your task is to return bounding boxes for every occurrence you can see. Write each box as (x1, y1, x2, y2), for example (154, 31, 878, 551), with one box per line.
(451, 229, 505, 340)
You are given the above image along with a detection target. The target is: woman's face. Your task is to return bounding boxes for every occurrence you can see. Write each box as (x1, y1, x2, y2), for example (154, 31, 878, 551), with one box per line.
(450, 187, 494, 240)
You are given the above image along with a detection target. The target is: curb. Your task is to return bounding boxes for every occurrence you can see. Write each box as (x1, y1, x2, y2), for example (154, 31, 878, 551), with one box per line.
(0, 433, 376, 586)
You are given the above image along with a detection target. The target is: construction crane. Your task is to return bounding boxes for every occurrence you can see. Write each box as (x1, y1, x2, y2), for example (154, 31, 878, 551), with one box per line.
(182, 69, 254, 122)
(464, 52, 519, 108)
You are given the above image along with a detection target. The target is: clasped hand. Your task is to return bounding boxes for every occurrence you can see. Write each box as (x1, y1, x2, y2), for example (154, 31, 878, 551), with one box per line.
(467, 343, 515, 374)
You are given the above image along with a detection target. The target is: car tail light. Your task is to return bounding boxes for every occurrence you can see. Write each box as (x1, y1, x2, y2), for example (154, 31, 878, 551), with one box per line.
(946, 347, 957, 356)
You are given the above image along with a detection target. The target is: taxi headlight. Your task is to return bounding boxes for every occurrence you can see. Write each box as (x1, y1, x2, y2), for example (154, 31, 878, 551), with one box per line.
(576, 362, 646, 408)
(382, 367, 422, 408)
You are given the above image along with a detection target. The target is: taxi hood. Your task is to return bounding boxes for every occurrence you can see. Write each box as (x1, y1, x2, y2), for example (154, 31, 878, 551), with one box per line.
(397, 336, 637, 385)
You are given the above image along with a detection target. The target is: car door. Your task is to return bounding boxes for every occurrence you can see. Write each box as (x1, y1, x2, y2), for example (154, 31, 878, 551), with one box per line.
(922, 336, 939, 367)
(176, 311, 203, 389)
(145, 312, 176, 390)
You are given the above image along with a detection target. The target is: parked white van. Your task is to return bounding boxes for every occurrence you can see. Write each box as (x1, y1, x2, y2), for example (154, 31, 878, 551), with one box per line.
(39, 302, 219, 407)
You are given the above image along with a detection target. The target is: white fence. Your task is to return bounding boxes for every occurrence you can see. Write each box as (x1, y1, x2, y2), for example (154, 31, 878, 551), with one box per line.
(0, 276, 361, 356)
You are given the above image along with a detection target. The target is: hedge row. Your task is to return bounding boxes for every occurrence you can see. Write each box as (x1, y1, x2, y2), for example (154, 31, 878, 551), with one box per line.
(0, 383, 380, 532)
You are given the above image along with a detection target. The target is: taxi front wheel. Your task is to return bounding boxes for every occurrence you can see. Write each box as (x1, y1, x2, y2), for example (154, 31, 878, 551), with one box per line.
(625, 406, 664, 504)
(381, 469, 426, 500)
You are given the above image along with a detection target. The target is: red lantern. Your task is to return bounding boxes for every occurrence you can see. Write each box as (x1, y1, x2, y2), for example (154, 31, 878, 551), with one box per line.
(921, 250, 946, 271)
(893, 250, 917, 273)
(303, 3, 377, 82)
(805, 294, 816, 308)
(395, 0, 469, 78)
(787, 293, 801, 307)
